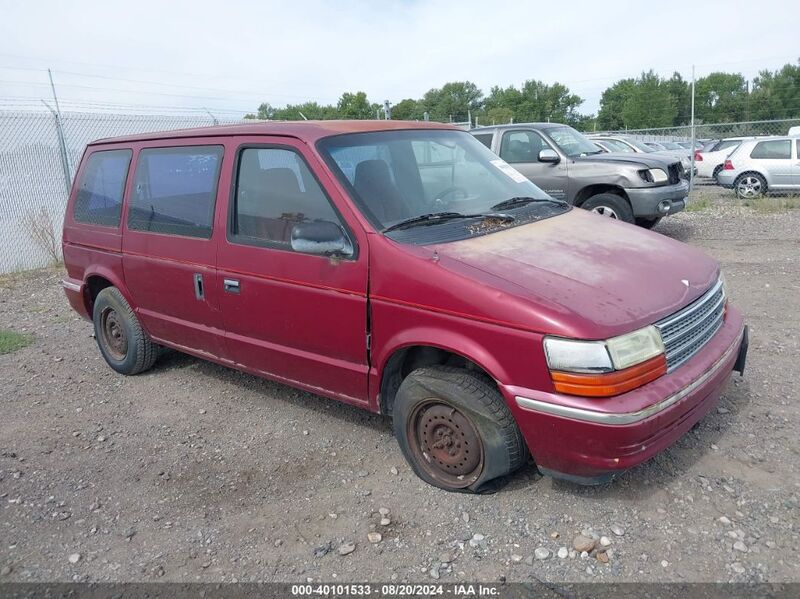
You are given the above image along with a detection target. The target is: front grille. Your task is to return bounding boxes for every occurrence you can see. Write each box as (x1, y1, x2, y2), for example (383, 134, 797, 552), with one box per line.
(667, 162, 682, 184)
(656, 279, 725, 372)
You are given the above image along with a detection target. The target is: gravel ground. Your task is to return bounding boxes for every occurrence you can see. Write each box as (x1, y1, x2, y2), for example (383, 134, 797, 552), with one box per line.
(1, 197, 798, 584)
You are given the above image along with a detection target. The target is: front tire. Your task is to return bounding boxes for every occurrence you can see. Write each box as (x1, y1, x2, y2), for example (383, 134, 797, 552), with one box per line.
(582, 193, 634, 224)
(735, 173, 766, 199)
(93, 287, 159, 375)
(393, 366, 526, 493)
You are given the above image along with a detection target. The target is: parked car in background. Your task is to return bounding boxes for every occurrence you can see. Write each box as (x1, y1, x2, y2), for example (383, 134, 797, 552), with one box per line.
(695, 137, 752, 181)
(61, 120, 747, 492)
(589, 135, 694, 176)
(645, 141, 667, 151)
(472, 123, 687, 227)
(717, 136, 800, 198)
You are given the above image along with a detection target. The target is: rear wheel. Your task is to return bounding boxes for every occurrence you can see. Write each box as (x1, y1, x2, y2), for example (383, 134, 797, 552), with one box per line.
(635, 217, 661, 229)
(93, 287, 159, 375)
(735, 173, 766, 199)
(393, 366, 526, 493)
(581, 193, 634, 224)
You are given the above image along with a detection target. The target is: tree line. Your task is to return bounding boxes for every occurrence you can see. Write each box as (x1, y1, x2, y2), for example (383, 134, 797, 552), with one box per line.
(244, 59, 800, 130)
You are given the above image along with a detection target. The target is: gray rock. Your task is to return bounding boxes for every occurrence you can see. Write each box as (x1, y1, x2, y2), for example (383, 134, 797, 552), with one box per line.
(731, 563, 746, 574)
(1, 565, 12, 576)
(733, 541, 748, 553)
(610, 525, 625, 537)
(68, 553, 81, 564)
(573, 535, 596, 552)
(719, 516, 732, 525)
(600, 536, 612, 547)
(534, 547, 550, 560)
(338, 542, 356, 556)
(557, 547, 569, 559)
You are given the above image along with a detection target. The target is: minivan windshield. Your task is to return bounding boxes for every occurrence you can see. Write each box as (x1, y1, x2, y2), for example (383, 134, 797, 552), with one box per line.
(319, 129, 563, 232)
(546, 126, 603, 157)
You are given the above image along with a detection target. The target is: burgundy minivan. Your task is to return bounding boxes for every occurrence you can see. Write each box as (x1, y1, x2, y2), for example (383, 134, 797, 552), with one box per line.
(62, 121, 747, 491)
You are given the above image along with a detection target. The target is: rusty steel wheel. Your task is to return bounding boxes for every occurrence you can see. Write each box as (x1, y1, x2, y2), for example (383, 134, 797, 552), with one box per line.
(393, 366, 525, 493)
(100, 306, 128, 361)
(407, 400, 485, 489)
(92, 287, 159, 375)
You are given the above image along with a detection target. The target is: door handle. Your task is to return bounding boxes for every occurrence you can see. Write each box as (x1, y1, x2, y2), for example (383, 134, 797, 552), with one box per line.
(193, 273, 204, 300)
(223, 278, 240, 294)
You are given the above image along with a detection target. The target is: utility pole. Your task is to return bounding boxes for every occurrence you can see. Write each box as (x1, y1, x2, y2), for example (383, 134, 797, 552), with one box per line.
(689, 64, 696, 194)
(46, 69, 72, 191)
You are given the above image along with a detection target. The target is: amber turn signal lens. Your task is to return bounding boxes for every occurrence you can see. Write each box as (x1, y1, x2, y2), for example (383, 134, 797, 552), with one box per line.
(551, 354, 667, 398)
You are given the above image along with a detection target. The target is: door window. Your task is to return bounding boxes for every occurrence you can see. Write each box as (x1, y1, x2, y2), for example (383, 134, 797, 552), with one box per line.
(128, 146, 224, 238)
(499, 130, 550, 163)
(750, 140, 791, 160)
(231, 148, 345, 251)
(73, 149, 132, 227)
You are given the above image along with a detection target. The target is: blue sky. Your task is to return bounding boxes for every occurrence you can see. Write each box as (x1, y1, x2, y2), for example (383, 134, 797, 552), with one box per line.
(0, 0, 798, 116)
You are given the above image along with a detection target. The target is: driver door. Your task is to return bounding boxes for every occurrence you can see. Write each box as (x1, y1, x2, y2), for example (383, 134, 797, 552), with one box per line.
(499, 129, 568, 199)
(216, 137, 370, 407)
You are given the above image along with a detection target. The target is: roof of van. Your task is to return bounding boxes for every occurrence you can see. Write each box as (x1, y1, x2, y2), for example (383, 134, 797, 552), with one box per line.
(89, 119, 458, 146)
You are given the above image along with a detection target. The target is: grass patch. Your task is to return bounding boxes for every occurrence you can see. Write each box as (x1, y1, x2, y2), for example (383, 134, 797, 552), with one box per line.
(0, 329, 33, 355)
(686, 195, 715, 212)
(748, 196, 800, 213)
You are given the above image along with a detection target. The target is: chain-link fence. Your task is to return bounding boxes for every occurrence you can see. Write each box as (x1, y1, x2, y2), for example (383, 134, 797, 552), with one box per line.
(1, 111, 799, 273)
(596, 118, 800, 145)
(0, 110, 247, 273)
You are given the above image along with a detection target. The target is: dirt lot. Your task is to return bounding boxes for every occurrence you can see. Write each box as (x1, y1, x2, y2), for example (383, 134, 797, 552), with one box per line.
(1, 193, 798, 585)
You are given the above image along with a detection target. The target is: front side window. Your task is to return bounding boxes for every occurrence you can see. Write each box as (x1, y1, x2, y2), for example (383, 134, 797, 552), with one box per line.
(128, 146, 223, 238)
(499, 130, 552, 163)
(73, 149, 132, 227)
(319, 129, 560, 233)
(750, 140, 791, 160)
(231, 148, 344, 250)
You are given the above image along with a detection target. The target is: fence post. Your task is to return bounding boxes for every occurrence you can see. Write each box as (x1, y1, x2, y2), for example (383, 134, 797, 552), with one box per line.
(689, 64, 696, 194)
(41, 100, 72, 195)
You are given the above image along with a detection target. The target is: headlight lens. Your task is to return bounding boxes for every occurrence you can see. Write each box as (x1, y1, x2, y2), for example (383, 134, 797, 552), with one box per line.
(638, 168, 669, 184)
(543, 338, 613, 373)
(543, 325, 667, 397)
(605, 325, 665, 370)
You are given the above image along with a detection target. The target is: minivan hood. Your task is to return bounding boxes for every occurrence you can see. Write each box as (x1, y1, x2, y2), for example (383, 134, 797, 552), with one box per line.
(429, 208, 718, 339)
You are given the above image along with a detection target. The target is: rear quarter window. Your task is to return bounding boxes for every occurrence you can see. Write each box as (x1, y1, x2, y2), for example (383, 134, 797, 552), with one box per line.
(128, 146, 223, 238)
(73, 149, 132, 227)
(750, 140, 791, 160)
(472, 133, 493, 149)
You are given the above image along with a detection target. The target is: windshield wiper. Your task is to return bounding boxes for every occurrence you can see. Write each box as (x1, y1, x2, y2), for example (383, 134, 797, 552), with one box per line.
(490, 196, 564, 211)
(382, 211, 514, 234)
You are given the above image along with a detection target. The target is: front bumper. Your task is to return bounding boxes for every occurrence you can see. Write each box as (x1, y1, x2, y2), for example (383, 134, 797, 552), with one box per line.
(626, 180, 689, 218)
(501, 307, 745, 484)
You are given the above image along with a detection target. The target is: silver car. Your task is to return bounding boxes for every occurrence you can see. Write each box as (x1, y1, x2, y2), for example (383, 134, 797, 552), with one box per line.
(589, 135, 693, 177)
(717, 137, 800, 199)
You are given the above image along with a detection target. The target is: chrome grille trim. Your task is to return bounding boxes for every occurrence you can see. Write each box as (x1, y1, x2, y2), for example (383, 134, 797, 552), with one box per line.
(656, 279, 725, 372)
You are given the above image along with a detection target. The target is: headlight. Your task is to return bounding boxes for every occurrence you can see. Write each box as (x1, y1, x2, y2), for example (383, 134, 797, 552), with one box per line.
(543, 325, 667, 397)
(638, 168, 669, 184)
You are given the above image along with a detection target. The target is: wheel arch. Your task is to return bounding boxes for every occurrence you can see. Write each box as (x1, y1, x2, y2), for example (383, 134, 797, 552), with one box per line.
(573, 184, 629, 207)
(82, 267, 135, 318)
(377, 335, 508, 417)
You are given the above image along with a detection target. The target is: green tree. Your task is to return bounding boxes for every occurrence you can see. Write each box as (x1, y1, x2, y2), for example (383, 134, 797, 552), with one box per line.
(750, 60, 800, 120)
(694, 72, 748, 123)
(420, 81, 482, 121)
(597, 78, 636, 130)
(271, 101, 337, 120)
(621, 71, 676, 129)
(337, 91, 374, 119)
(484, 80, 585, 125)
(391, 98, 422, 120)
(665, 72, 691, 126)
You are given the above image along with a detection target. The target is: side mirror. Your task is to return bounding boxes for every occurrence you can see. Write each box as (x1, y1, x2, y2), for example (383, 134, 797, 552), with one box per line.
(538, 149, 560, 163)
(291, 220, 352, 257)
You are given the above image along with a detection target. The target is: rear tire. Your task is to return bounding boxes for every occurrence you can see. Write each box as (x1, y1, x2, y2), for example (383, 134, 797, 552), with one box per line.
(635, 217, 661, 229)
(93, 287, 159, 375)
(735, 173, 766, 200)
(393, 366, 526, 493)
(582, 193, 634, 224)
(712, 164, 723, 183)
